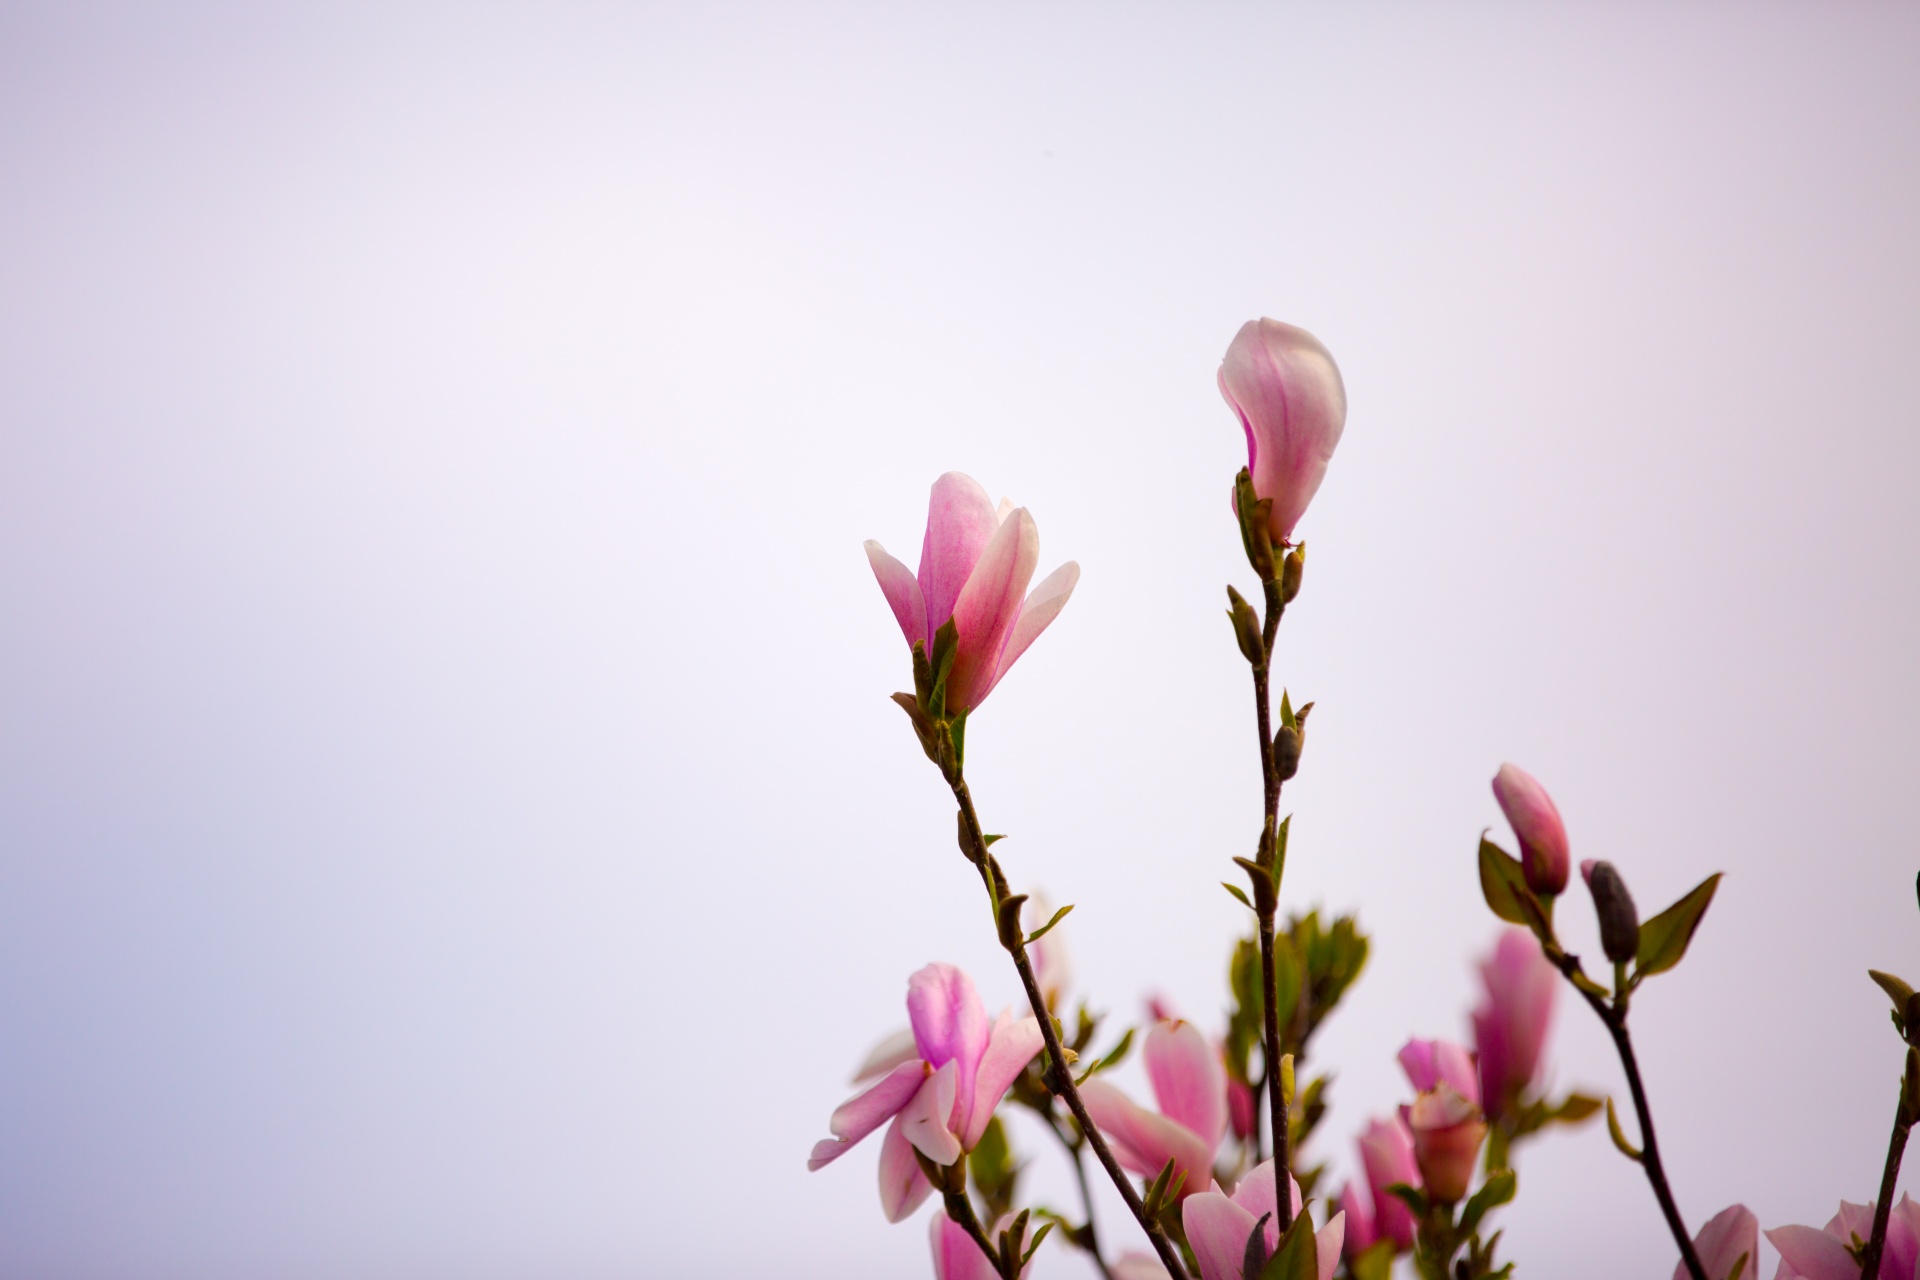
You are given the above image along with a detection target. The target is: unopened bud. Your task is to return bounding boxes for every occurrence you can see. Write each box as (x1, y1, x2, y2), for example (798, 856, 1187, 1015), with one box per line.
(1404, 1085, 1488, 1205)
(1581, 860, 1640, 964)
(1226, 586, 1264, 665)
(1233, 468, 1277, 581)
(1280, 544, 1305, 604)
(1273, 724, 1303, 781)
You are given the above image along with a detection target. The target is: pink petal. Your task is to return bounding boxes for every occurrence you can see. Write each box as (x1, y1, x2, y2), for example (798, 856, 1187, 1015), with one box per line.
(931, 1210, 1003, 1280)
(851, 1028, 921, 1084)
(1218, 318, 1346, 543)
(1146, 1020, 1229, 1157)
(1473, 928, 1557, 1117)
(1678, 1204, 1758, 1280)
(878, 1112, 935, 1223)
(807, 1060, 929, 1170)
(1315, 1213, 1346, 1280)
(1358, 1115, 1419, 1250)
(1112, 1254, 1173, 1280)
(945, 507, 1039, 713)
(1491, 763, 1571, 895)
(1884, 1194, 1920, 1280)
(865, 540, 928, 650)
(1398, 1039, 1480, 1108)
(1766, 1226, 1863, 1280)
(901, 1059, 963, 1165)
(907, 963, 990, 1112)
(980, 561, 1080, 701)
(1337, 1183, 1376, 1257)
(962, 1009, 1044, 1149)
(1079, 1079, 1215, 1197)
(1183, 1189, 1258, 1280)
(918, 473, 999, 637)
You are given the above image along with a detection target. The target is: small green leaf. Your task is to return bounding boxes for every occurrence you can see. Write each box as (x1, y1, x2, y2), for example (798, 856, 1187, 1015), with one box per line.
(1605, 1096, 1643, 1162)
(1458, 1168, 1517, 1237)
(1727, 1250, 1750, 1280)
(1271, 935, 1302, 1042)
(982, 833, 1006, 847)
(1349, 1240, 1396, 1280)
(1021, 1220, 1054, 1266)
(1223, 882, 1255, 911)
(1634, 873, 1721, 978)
(1386, 1182, 1429, 1218)
(1552, 1093, 1604, 1124)
(1024, 904, 1074, 946)
(1073, 1027, 1135, 1086)
(1257, 1210, 1318, 1280)
(1479, 837, 1532, 926)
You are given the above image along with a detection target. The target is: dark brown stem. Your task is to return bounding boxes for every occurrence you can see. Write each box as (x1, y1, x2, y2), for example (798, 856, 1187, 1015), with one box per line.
(1550, 952, 1706, 1280)
(1860, 1078, 1913, 1280)
(950, 775, 1193, 1280)
(941, 1186, 1018, 1280)
(1251, 577, 1292, 1228)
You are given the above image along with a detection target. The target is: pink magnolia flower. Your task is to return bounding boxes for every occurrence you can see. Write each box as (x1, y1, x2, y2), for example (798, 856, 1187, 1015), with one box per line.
(1336, 1182, 1376, 1259)
(1398, 1038, 1481, 1108)
(865, 472, 1080, 715)
(1226, 1068, 1257, 1144)
(1401, 1084, 1488, 1204)
(1472, 928, 1558, 1121)
(1218, 318, 1347, 545)
(809, 963, 1044, 1222)
(930, 1210, 1030, 1280)
(1183, 1160, 1345, 1280)
(1769, 1196, 1920, 1280)
(1080, 1019, 1229, 1202)
(1491, 763, 1570, 896)
(1356, 1115, 1420, 1250)
(1672, 1204, 1759, 1280)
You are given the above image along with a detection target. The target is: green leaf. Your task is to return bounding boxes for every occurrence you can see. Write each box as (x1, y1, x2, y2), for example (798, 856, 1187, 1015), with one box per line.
(1257, 1211, 1318, 1280)
(1605, 1096, 1643, 1162)
(1634, 873, 1721, 978)
(1349, 1240, 1396, 1280)
(1073, 1027, 1134, 1085)
(1727, 1250, 1750, 1280)
(1020, 1220, 1054, 1266)
(1386, 1182, 1429, 1218)
(1271, 935, 1302, 1044)
(1458, 1168, 1517, 1237)
(1223, 882, 1255, 911)
(1479, 837, 1532, 925)
(1552, 1092, 1604, 1124)
(1024, 904, 1074, 946)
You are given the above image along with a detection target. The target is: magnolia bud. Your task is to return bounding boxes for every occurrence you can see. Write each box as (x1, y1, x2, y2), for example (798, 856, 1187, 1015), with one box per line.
(1226, 586, 1264, 665)
(1280, 544, 1305, 604)
(1581, 859, 1640, 964)
(1404, 1085, 1488, 1204)
(1492, 763, 1571, 896)
(1273, 724, 1303, 781)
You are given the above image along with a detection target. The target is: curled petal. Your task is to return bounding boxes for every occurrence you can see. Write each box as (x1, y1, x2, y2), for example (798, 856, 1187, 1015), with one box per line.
(1182, 1189, 1257, 1280)
(1079, 1079, 1214, 1198)
(900, 1059, 962, 1165)
(1676, 1204, 1757, 1280)
(907, 963, 990, 1108)
(946, 507, 1039, 713)
(1766, 1225, 1862, 1280)
(962, 1010, 1044, 1149)
(918, 473, 999, 637)
(807, 1060, 928, 1170)
(1219, 317, 1346, 543)
(1145, 1020, 1230, 1158)
(980, 561, 1079, 701)
(1315, 1213, 1346, 1280)
(865, 541, 928, 650)
(878, 1112, 935, 1223)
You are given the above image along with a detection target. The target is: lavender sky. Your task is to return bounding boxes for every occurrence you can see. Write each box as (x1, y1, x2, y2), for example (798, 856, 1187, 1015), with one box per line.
(2, 4, 1918, 1277)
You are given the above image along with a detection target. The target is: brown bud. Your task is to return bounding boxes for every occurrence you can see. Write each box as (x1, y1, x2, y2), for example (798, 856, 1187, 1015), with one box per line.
(1581, 860, 1640, 964)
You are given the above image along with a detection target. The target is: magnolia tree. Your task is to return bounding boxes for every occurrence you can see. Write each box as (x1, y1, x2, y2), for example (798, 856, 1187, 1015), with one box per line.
(809, 318, 1920, 1280)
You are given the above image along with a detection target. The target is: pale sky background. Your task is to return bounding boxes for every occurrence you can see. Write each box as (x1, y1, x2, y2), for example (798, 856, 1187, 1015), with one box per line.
(3, 4, 1918, 1278)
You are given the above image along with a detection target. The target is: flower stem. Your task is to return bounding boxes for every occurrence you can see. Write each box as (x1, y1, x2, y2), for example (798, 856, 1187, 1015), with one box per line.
(1043, 1116, 1118, 1280)
(949, 774, 1194, 1280)
(1251, 578, 1292, 1228)
(1550, 951, 1707, 1280)
(1859, 1068, 1914, 1280)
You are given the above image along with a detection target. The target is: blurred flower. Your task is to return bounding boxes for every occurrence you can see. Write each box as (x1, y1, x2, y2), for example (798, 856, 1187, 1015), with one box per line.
(1397, 1038, 1480, 1108)
(1183, 1159, 1345, 1280)
(809, 963, 1043, 1222)
(1674, 1204, 1759, 1280)
(1336, 1181, 1376, 1259)
(1491, 762, 1571, 896)
(1356, 1115, 1420, 1250)
(1023, 893, 1070, 1011)
(865, 472, 1079, 714)
(1218, 318, 1347, 545)
(930, 1210, 1029, 1280)
(1226, 1068, 1257, 1144)
(1769, 1196, 1920, 1280)
(1081, 1019, 1228, 1202)
(1402, 1085, 1488, 1205)
(1472, 928, 1558, 1121)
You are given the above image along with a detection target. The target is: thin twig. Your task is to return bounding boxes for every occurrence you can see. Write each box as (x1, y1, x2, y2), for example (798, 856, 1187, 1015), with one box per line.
(1042, 1116, 1118, 1280)
(1860, 1074, 1914, 1280)
(950, 775, 1194, 1280)
(1251, 577, 1292, 1228)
